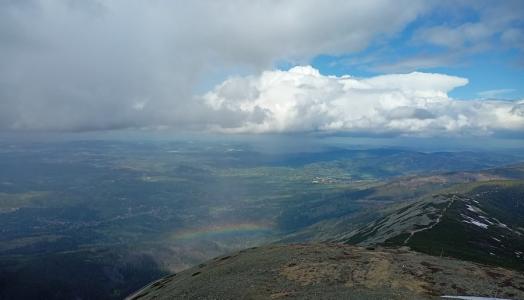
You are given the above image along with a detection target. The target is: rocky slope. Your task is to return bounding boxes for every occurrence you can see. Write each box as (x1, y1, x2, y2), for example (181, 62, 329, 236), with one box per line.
(126, 243, 524, 300)
(338, 180, 524, 271)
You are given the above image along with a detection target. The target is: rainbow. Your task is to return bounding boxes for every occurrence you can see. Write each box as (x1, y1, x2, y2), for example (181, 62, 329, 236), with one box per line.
(172, 222, 273, 240)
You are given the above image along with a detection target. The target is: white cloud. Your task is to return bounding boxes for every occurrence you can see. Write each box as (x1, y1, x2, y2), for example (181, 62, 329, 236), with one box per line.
(204, 66, 524, 136)
(414, 23, 492, 50)
(477, 89, 516, 99)
(370, 54, 460, 73)
(412, 1, 524, 53)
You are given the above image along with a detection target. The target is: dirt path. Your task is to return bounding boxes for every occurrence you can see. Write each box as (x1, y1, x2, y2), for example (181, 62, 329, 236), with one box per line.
(403, 196, 456, 244)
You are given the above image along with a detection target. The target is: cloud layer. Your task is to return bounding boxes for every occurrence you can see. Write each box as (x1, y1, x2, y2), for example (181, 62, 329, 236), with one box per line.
(0, 0, 427, 132)
(0, 1, 522, 137)
(205, 66, 524, 136)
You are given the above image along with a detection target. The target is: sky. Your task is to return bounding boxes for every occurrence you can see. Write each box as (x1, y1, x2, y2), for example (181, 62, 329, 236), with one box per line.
(0, 0, 523, 139)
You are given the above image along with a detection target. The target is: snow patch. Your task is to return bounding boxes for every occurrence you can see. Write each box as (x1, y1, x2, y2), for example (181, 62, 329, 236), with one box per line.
(461, 214, 489, 229)
(492, 218, 522, 235)
(478, 215, 494, 225)
(442, 296, 513, 300)
(466, 204, 485, 214)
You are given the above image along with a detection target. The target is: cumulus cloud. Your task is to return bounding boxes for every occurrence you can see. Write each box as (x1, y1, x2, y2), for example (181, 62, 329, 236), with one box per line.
(0, 0, 427, 132)
(204, 66, 524, 136)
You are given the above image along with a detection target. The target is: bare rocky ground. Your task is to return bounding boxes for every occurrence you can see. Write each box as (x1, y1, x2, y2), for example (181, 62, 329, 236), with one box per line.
(126, 243, 524, 300)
